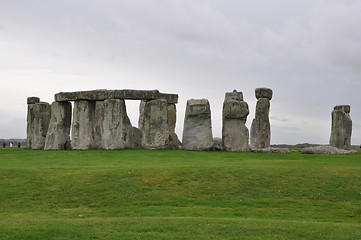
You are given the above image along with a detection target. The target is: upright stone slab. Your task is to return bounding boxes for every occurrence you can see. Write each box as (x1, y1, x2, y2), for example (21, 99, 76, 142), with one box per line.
(44, 101, 72, 150)
(141, 99, 169, 149)
(101, 99, 133, 149)
(27, 101, 51, 149)
(222, 90, 250, 152)
(26, 97, 40, 148)
(250, 88, 272, 149)
(182, 99, 213, 151)
(329, 105, 352, 150)
(94, 101, 105, 148)
(71, 100, 96, 150)
(138, 100, 146, 130)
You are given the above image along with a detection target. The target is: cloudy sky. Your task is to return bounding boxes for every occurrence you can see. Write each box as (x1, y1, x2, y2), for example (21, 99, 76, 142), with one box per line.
(1, 0, 361, 144)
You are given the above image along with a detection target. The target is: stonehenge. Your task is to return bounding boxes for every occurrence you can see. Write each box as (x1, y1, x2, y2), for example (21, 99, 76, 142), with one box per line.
(26, 87, 355, 153)
(26, 89, 179, 150)
(222, 90, 250, 152)
(329, 105, 352, 150)
(250, 88, 272, 150)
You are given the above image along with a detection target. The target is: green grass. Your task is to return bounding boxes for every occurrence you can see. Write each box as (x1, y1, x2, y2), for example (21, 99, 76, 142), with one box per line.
(0, 148, 360, 239)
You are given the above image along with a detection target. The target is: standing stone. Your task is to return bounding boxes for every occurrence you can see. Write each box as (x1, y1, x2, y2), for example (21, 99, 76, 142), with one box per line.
(141, 99, 169, 149)
(222, 90, 250, 152)
(26, 97, 40, 148)
(27, 101, 51, 149)
(182, 99, 213, 151)
(250, 88, 272, 149)
(138, 100, 146, 130)
(44, 101, 72, 150)
(329, 105, 352, 150)
(71, 100, 96, 150)
(94, 101, 105, 148)
(101, 99, 133, 149)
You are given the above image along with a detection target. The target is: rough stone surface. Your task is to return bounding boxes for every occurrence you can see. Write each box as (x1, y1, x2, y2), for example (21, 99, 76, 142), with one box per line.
(93, 101, 105, 148)
(71, 100, 96, 150)
(141, 99, 169, 149)
(167, 132, 182, 150)
(210, 137, 223, 151)
(27, 97, 40, 104)
(250, 97, 271, 149)
(44, 101, 72, 150)
(27, 102, 51, 149)
(128, 127, 142, 149)
(302, 145, 356, 155)
(101, 99, 132, 149)
(329, 105, 352, 150)
(167, 104, 177, 133)
(55, 89, 178, 103)
(222, 90, 250, 152)
(138, 100, 146, 130)
(182, 99, 213, 151)
(252, 147, 293, 153)
(255, 88, 273, 100)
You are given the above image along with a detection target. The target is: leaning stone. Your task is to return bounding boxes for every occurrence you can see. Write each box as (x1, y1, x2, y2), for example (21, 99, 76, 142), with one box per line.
(101, 99, 132, 149)
(182, 99, 213, 151)
(27, 102, 51, 149)
(301, 146, 356, 155)
(141, 99, 169, 149)
(44, 101, 72, 150)
(71, 100, 96, 150)
(255, 88, 273, 100)
(250, 97, 271, 149)
(334, 105, 350, 113)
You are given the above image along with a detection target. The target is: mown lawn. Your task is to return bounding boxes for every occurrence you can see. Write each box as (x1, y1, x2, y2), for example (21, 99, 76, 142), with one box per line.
(0, 148, 360, 239)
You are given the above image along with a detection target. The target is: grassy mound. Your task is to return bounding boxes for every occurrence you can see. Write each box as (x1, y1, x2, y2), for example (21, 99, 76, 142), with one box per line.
(0, 149, 360, 239)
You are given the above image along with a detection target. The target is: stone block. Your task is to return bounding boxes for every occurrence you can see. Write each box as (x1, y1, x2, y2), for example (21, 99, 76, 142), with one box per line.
(255, 88, 273, 100)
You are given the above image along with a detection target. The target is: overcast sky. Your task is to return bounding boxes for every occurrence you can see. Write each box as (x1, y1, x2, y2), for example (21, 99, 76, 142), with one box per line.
(1, 0, 361, 144)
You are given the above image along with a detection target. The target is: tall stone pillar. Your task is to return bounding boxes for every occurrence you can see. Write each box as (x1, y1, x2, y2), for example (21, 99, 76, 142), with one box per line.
(138, 100, 146, 130)
(71, 100, 96, 150)
(26, 97, 40, 149)
(141, 99, 169, 149)
(250, 88, 272, 149)
(44, 101, 72, 150)
(26, 98, 51, 150)
(222, 90, 250, 152)
(94, 101, 105, 148)
(329, 105, 352, 150)
(101, 99, 133, 149)
(182, 99, 213, 151)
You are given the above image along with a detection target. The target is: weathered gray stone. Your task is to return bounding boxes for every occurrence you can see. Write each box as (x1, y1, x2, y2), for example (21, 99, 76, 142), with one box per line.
(167, 104, 177, 133)
(55, 89, 178, 103)
(302, 145, 356, 155)
(93, 101, 105, 148)
(182, 99, 213, 151)
(250, 96, 271, 149)
(27, 97, 40, 104)
(71, 100, 96, 150)
(138, 100, 146, 130)
(222, 91, 250, 152)
(101, 99, 132, 149)
(44, 101, 72, 150)
(167, 132, 182, 150)
(128, 127, 142, 149)
(255, 88, 273, 100)
(141, 99, 169, 149)
(329, 105, 352, 150)
(252, 147, 293, 153)
(210, 137, 223, 151)
(27, 102, 51, 149)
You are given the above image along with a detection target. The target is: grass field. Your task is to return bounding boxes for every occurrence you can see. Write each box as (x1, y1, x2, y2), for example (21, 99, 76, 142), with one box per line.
(0, 148, 360, 239)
